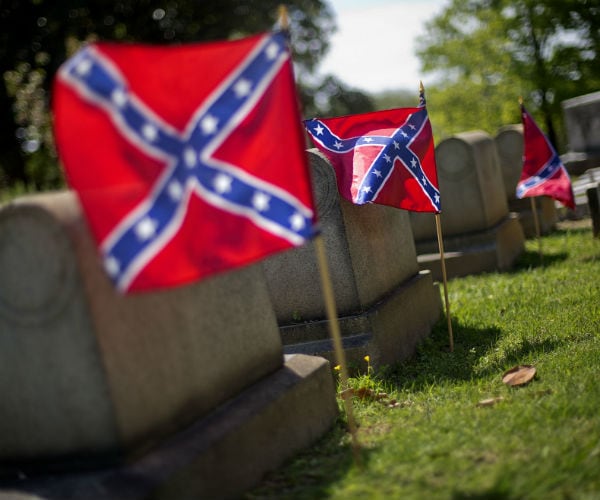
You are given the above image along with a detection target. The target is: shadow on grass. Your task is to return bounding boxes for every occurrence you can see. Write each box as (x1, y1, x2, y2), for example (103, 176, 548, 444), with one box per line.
(507, 249, 569, 272)
(379, 316, 564, 393)
(244, 423, 358, 500)
(451, 486, 516, 500)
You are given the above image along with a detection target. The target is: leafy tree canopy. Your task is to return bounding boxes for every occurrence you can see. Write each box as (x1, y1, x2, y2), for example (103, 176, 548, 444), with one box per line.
(416, 0, 600, 150)
(0, 0, 374, 190)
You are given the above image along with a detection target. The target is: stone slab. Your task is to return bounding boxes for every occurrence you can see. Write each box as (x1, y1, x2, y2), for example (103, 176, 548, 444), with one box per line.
(494, 124, 524, 202)
(263, 149, 420, 323)
(410, 131, 509, 241)
(263, 149, 441, 367)
(561, 91, 600, 175)
(507, 196, 558, 238)
(416, 213, 525, 280)
(0, 191, 283, 462)
(587, 184, 600, 237)
(281, 270, 442, 370)
(0, 354, 337, 500)
(562, 91, 600, 153)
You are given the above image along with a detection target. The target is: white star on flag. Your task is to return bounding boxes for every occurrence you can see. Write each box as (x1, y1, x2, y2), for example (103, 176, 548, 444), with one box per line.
(135, 217, 158, 240)
(213, 173, 233, 193)
(201, 114, 218, 135)
(233, 78, 252, 98)
(252, 191, 270, 211)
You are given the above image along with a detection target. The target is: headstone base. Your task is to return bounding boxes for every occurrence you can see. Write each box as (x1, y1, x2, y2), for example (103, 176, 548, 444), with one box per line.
(508, 197, 557, 238)
(281, 270, 442, 370)
(0, 354, 336, 500)
(561, 152, 600, 177)
(416, 213, 525, 281)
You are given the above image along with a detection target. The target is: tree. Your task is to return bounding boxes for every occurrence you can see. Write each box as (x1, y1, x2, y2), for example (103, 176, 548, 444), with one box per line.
(416, 0, 600, 150)
(1, 0, 372, 191)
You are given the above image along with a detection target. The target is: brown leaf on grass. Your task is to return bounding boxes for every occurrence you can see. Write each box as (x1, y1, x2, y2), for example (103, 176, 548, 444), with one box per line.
(355, 387, 373, 399)
(502, 365, 536, 386)
(340, 388, 354, 399)
(477, 396, 505, 407)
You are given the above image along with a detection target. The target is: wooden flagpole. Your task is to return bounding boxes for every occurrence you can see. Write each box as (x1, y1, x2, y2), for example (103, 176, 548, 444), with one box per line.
(421, 81, 454, 352)
(519, 97, 543, 265)
(278, 4, 290, 30)
(314, 235, 361, 463)
(530, 196, 543, 264)
(434, 213, 454, 352)
(278, 4, 361, 462)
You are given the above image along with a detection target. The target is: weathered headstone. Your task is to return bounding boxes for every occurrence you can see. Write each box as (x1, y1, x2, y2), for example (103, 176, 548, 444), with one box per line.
(587, 183, 600, 237)
(494, 124, 558, 237)
(262, 149, 442, 369)
(0, 191, 337, 498)
(571, 166, 600, 218)
(561, 91, 600, 175)
(410, 131, 525, 280)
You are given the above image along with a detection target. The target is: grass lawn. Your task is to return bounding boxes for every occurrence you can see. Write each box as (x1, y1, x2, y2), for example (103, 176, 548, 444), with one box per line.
(246, 220, 600, 500)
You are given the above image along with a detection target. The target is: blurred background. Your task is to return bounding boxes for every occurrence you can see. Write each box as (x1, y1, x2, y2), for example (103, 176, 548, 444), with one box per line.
(1, 0, 598, 196)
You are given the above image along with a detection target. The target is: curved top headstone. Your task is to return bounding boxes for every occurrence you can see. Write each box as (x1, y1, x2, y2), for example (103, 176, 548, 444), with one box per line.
(262, 149, 419, 323)
(494, 124, 524, 202)
(0, 190, 283, 464)
(410, 130, 509, 240)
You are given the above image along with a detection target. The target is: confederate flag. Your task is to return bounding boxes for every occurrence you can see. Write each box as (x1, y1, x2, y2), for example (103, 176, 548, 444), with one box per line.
(304, 89, 440, 213)
(53, 31, 316, 293)
(516, 103, 575, 210)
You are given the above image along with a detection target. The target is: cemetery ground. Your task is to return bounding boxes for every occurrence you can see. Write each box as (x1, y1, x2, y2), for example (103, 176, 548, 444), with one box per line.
(246, 219, 600, 500)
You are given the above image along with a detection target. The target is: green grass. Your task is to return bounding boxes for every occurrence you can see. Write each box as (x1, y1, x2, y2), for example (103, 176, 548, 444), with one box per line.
(246, 222, 600, 500)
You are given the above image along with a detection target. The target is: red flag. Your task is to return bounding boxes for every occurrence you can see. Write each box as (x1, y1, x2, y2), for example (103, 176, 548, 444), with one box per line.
(516, 104, 575, 209)
(304, 96, 440, 213)
(53, 32, 316, 293)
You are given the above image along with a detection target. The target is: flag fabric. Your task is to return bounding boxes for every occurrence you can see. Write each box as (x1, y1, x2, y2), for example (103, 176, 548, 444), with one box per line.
(516, 104, 575, 210)
(304, 92, 440, 213)
(53, 31, 316, 293)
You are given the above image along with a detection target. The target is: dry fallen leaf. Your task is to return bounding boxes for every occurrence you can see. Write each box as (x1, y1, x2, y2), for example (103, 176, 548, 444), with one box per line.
(477, 396, 505, 407)
(502, 365, 536, 386)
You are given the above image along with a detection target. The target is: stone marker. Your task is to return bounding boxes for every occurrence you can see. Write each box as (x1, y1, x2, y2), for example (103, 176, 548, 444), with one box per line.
(410, 131, 525, 280)
(587, 183, 600, 237)
(571, 166, 600, 219)
(561, 91, 600, 175)
(262, 149, 442, 369)
(0, 191, 337, 498)
(494, 124, 558, 237)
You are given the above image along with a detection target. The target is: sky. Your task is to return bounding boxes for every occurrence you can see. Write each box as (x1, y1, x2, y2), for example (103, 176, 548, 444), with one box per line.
(317, 0, 450, 94)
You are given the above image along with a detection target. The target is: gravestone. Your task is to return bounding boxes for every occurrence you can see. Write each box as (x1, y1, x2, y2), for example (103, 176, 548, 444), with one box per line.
(570, 166, 600, 218)
(262, 149, 442, 369)
(494, 124, 558, 237)
(561, 91, 600, 175)
(410, 131, 525, 280)
(586, 183, 600, 237)
(0, 191, 337, 498)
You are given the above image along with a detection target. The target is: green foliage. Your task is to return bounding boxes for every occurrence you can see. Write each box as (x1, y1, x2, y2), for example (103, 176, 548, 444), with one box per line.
(0, 0, 373, 190)
(416, 0, 600, 150)
(372, 89, 422, 111)
(246, 223, 600, 499)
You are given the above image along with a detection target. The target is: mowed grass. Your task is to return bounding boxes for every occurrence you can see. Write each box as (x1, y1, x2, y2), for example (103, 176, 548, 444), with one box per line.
(247, 222, 600, 500)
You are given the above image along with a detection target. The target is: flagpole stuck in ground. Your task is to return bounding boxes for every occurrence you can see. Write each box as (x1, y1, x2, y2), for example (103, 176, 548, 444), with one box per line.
(530, 196, 543, 264)
(434, 213, 455, 353)
(281, 2, 361, 462)
(314, 234, 362, 463)
(421, 80, 454, 353)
